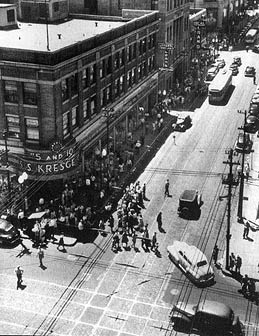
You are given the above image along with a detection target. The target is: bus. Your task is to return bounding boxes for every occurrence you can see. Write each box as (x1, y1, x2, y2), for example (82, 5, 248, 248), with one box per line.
(208, 70, 232, 104)
(245, 29, 258, 44)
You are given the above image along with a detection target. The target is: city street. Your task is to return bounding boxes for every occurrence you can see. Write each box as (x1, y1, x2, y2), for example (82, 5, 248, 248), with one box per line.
(1, 48, 259, 336)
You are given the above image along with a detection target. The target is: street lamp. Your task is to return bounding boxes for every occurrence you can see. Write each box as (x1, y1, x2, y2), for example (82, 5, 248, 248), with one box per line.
(18, 172, 28, 214)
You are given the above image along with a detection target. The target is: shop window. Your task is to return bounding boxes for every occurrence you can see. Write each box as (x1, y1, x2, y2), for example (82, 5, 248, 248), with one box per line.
(82, 68, 89, 89)
(4, 80, 18, 103)
(53, 2, 59, 12)
(6, 115, 20, 138)
(72, 106, 79, 128)
(63, 112, 70, 137)
(7, 9, 15, 22)
(89, 64, 96, 85)
(25, 118, 39, 141)
(71, 73, 78, 97)
(61, 78, 69, 101)
(23, 82, 37, 105)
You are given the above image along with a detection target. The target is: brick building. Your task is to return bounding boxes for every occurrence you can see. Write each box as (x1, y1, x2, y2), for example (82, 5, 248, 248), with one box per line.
(0, 6, 159, 184)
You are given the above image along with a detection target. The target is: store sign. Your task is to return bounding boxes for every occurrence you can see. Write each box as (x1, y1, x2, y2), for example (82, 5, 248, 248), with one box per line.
(17, 145, 79, 176)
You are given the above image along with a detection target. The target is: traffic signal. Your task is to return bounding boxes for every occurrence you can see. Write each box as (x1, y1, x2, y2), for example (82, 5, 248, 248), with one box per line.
(164, 50, 169, 68)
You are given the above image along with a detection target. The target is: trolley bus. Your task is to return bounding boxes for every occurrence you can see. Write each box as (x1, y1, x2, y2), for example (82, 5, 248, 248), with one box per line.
(245, 29, 258, 44)
(208, 70, 232, 104)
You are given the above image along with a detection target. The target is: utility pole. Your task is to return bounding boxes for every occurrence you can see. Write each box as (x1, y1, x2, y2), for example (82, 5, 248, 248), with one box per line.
(222, 148, 239, 269)
(237, 110, 247, 221)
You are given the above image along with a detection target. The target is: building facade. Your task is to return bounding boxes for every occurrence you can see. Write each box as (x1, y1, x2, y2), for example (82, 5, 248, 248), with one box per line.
(0, 8, 159, 185)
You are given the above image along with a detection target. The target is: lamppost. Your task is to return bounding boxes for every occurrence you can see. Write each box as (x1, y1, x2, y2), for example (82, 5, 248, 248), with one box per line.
(18, 172, 28, 214)
(3, 129, 11, 194)
(237, 110, 247, 222)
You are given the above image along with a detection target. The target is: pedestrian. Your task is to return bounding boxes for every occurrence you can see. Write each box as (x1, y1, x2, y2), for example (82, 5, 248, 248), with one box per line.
(212, 244, 219, 265)
(164, 179, 170, 197)
(112, 231, 120, 251)
(57, 232, 65, 251)
(243, 221, 250, 239)
(15, 266, 24, 290)
(37, 247, 44, 267)
(157, 211, 163, 231)
(141, 230, 147, 250)
(254, 72, 257, 85)
(142, 183, 147, 200)
(246, 45, 249, 52)
(235, 255, 242, 273)
(131, 231, 137, 250)
(121, 231, 129, 249)
(173, 135, 176, 145)
(241, 274, 249, 294)
(229, 252, 236, 271)
(245, 162, 250, 181)
(151, 232, 157, 251)
(108, 214, 114, 233)
(248, 278, 256, 298)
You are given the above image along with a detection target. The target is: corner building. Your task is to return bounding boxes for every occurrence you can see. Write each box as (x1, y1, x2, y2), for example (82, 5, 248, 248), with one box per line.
(0, 7, 159, 183)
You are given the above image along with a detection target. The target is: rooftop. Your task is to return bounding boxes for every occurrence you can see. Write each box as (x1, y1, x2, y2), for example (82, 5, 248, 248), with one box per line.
(0, 19, 126, 52)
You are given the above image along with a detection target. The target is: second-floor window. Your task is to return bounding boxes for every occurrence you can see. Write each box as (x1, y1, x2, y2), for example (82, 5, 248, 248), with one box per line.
(72, 106, 79, 128)
(6, 115, 20, 138)
(25, 118, 39, 141)
(4, 80, 18, 103)
(23, 82, 37, 105)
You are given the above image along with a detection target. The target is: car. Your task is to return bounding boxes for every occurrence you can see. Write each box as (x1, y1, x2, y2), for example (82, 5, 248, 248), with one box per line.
(177, 189, 202, 218)
(253, 45, 259, 53)
(244, 114, 259, 133)
(245, 66, 256, 77)
(229, 64, 239, 75)
(172, 115, 192, 132)
(234, 132, 253, 153)
(205, 65, 219, 83)
(170, 300, 244, 336)
(215, 58, 226, 68)
(233, 57, 242, 66)
(0, 218, 20, 245)
(249, 103, 259, 115)
(167, 241, 214, 286)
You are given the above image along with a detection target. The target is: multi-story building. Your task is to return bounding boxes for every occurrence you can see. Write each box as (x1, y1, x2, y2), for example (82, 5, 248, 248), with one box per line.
(0, 4, 159, 184)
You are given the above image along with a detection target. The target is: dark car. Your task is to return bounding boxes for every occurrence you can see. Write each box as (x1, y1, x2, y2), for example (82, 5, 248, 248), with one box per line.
(245, 66, 256, 77)
(178, 189, 202, 219)
(0, 218, 20, 245)
(234, 132, 253, 153)
(229, 64, 239, 76)
(249, 103, 259, 116)
(253, 45, 259, 53)
(233, 57, 242, 66)
(244, 115, 259, 133)
(171, 300, 244, 336)
(172, 115, 192, 132)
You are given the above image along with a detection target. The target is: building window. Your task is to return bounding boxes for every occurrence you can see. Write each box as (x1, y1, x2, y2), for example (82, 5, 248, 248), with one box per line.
(119, 75, 124, 93)
(89, 64, 96, 85)
(23, 82, 37, 105)
(53, 2, 59, 12)
(119, 49, 125, 66)
(83, 99, 89, 119)
(7, 9, 15, 22)
(4, 80, 18, 103)
(106, 56, 112, 75)
(39, 3, 48, 17)
(100, 59, 105, 79)
(72, 106, 79, 128)
(63, 112, 70, 137)
(6, 115, 20, 138)
(114, 78, 120, 96)
(25, 118, 39, 141)
(71, 73, 78, 97)
(90, 95, 96, 116)
(82, 68, 88, 89)
(61, 78, 69, 101)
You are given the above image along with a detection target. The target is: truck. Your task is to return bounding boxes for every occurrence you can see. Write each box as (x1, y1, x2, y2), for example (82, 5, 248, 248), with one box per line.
(170, 300, 244, 336)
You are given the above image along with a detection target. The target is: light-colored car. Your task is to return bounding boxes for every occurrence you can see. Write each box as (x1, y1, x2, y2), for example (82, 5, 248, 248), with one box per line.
(204, 65, 219, 84)
(234, 132, 253, 153)
(167, 241, 214, 286)
(215, 58, 226, 68)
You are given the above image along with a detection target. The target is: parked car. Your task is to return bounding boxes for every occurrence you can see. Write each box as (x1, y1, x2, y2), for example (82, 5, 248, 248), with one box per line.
(229, 64, 239, 76)
(245, 66, 256, 77)
(205, 65, 219, 84)
(249, 103, 259, 115)
(0, 218, 20, 245)
(233, 56, 242, 66)
(234, 132, 253, 153)
(215, 58, 226, 68)
(253, 45, 259, 53)
(177, 189, 202, 218)
(170, 300, 244, 336)
(167, 241, 214, 286)
(244, 115, 259, 133)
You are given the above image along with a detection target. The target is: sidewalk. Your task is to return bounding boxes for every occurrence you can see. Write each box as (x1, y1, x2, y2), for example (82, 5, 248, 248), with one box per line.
(225, 134, 259, 281)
